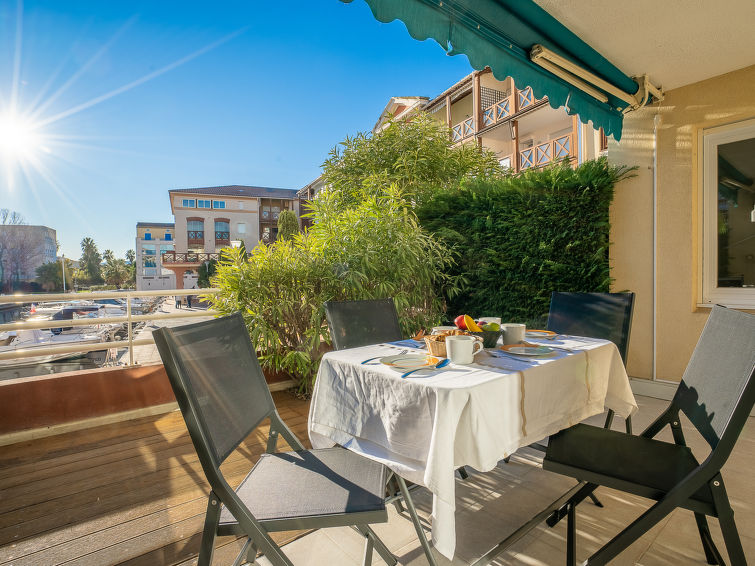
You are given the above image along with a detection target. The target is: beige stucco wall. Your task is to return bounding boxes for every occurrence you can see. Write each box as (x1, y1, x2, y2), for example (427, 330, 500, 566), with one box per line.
(609, 64, 755, 382)
(136, 225, 173, 240)
(450, 93, 473, 126)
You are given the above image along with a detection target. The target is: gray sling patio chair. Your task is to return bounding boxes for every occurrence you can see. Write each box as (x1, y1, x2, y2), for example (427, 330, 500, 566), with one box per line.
(324, 298, 403, 351)
(543, 305, 755, 566)
(154, 313, 398, 566)
(502, 292, 635, 504)
(547, 291, 635, 434)
(324, 298, 441, 566)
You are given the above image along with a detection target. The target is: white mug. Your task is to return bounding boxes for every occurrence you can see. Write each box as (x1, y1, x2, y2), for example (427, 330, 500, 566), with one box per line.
(502, 323, 526, 345)
(446, 335, 483, 364)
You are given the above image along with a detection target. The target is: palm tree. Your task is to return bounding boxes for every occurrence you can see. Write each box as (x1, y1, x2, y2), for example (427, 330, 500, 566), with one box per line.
(80, 237, 103, 284)
(103, 258, 129, 288)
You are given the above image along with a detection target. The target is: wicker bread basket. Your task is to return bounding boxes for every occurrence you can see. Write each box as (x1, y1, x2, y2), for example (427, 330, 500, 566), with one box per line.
(424, 337, 447, 357)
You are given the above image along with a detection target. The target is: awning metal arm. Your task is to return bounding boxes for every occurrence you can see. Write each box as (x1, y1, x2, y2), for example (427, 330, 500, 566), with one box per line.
(530, 44, 663, 112)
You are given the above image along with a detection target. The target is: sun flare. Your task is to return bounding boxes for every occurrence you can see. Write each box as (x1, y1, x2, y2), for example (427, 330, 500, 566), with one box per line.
(0, 111, 41, 159)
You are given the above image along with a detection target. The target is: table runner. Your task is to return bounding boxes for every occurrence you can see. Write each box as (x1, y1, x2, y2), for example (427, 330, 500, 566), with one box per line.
(308, 337, 637, 559)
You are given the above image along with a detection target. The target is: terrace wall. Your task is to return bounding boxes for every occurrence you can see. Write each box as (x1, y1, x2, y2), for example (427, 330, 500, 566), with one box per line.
(609, 64, 755, 381)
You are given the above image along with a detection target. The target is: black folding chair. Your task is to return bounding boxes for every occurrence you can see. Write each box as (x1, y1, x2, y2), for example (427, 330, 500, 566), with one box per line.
(154, 313, 398, 566)
(324, 298, 403, 351)
(543, 305, 755, 565)
(547, 291, 635, 433)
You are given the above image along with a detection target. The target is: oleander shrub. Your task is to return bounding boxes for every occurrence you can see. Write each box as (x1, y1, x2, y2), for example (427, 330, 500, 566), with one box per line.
(210, 116, 498, 392)
(416, 158, 635, 325)
(210, 192, 458, 393)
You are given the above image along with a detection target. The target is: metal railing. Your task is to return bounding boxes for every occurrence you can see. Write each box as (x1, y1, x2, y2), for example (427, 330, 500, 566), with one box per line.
(0, 288, 220, 367)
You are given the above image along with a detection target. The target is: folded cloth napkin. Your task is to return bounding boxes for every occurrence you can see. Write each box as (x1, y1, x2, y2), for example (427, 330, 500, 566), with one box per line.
(389, 339, 426, 349)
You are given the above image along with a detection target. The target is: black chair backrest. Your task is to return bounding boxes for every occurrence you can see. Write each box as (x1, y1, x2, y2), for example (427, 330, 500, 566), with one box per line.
(547, 292, 635, 363)
(324, 299, 403, 351)
(671, 306, 755, 451)
(154, 313, 276, 468)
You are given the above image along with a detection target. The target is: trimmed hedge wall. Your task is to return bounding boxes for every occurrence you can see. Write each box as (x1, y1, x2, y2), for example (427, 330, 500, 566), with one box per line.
(416, 158, 634, 325)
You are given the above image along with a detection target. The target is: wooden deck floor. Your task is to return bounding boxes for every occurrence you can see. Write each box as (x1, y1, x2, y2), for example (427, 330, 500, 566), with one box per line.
(0, 391, 312, 566)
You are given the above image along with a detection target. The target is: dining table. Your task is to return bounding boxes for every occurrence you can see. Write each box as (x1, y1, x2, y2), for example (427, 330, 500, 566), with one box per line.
(307, 334, 638, 561)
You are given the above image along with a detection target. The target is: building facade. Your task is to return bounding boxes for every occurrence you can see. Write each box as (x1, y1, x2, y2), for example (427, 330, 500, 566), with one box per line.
(163, 185, 299, 288)
(300, 68, 606, 202)
(0, 225, 57, 285)
(135, 222, 176, 291)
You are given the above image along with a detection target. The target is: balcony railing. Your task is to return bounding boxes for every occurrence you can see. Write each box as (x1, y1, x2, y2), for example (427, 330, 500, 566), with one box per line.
(518, 134, 574, 170)
(0, 288, 220, 367)
(482, 94, 513, 126)
(451, 117, 475, 142)
(517, 86, 535, 111)
(481, 86, 545, 130)
(161, 252, 220, 264)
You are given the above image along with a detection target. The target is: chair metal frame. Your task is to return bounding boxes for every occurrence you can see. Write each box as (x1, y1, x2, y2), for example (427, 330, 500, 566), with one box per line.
(154, 313, 398, 566)
(323, 298, 440, 565)
(543, 305, 755, 565)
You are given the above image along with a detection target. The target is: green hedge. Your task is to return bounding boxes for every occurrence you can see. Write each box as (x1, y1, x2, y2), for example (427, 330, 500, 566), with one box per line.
(416, 158, 634, 325)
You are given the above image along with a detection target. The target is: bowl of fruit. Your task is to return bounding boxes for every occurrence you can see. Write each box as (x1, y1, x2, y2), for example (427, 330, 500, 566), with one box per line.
(454, 315, 502, 348)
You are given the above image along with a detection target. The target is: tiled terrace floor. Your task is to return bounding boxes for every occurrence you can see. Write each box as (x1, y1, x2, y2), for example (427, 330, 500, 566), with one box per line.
(1, 392, 753, 565)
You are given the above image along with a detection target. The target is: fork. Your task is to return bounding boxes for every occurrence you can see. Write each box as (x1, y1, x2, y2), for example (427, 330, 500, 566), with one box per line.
(361, 348, 407, 365)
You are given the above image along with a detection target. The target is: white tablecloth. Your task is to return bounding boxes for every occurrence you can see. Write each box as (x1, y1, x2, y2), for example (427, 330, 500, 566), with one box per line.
(307, 337, 637, 559)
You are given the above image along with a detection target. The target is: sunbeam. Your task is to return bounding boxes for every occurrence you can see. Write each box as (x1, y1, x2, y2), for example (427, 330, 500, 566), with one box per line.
(28, 15, 138, 121)
(36, 26, 248, 129)
(0, 5, 247, 205)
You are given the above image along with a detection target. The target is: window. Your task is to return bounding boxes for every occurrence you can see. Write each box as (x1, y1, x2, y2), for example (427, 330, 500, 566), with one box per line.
(160, 244, 174, 255)
(164, 232, 172, 241)
(197, 199, 212, 208)
(700, 118, 755, 308)
(143, 244, 156, 268)
(238, 201, 244, 209)
(237, 222, 246, 234)
(144, 232, 152, 240)
(499, 156, 512, 169)
(182, 199, 195, 208)
(213, 200, 226, 209)
(187, 219, 204, 243)
(261, 205, 270, 220)
(215, 220, 230, 241)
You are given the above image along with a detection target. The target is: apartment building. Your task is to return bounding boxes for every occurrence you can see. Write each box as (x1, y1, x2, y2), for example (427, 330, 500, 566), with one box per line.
(422, 69, 606, 170)
(162, 185, 299, 288)
(135, 222, 176, 291)
(299, 68, 605, 203)
(0, 224, 57, 284)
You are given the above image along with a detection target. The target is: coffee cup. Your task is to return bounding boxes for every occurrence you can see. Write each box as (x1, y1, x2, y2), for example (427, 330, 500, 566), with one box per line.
(502, 323, 526, 345)
(446, 335, 483, 364)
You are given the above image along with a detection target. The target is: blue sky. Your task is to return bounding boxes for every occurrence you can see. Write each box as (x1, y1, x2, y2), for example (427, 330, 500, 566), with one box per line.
(0, 0, 473, 259)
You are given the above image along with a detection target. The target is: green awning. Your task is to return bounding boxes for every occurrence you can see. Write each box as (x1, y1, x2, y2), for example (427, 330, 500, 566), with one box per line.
(343, 0, 644, 140)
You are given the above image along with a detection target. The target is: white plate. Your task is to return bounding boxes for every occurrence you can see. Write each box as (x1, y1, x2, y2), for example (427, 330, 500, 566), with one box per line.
(525, 330, 556, 339)
(500, 345, 554, 357)
(380, 353, 440, 371)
